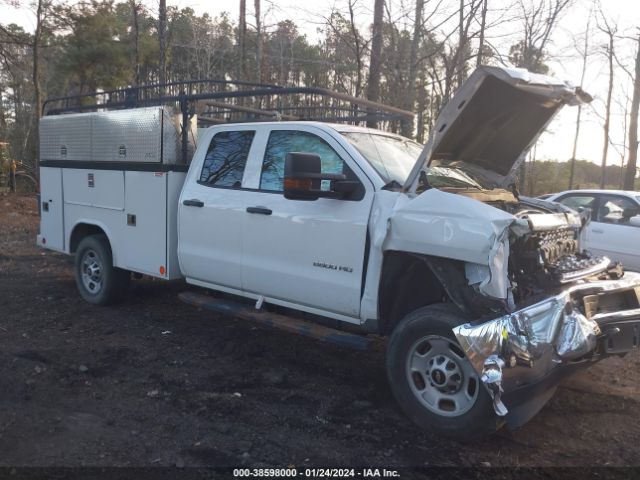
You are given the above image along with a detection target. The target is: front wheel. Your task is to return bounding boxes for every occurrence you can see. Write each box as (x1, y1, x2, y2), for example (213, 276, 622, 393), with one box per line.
(74, 235, 129, 305)
(386, 304, 502, 440)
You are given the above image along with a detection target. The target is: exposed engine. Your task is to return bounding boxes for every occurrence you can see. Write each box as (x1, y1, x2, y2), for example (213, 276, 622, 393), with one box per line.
(509, 226, 608, 300)
(443, 188, 616, 305)
(511, 226, 577, 274)
(487, 196, 611, 302)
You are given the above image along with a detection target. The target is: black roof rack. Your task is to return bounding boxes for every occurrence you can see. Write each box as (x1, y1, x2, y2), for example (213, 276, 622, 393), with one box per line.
(43, 78, 413, 163)
(43, 78, 412, 122)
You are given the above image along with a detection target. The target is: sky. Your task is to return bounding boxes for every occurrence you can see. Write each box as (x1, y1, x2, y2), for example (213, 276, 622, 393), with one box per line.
(2, 0, 640, 170)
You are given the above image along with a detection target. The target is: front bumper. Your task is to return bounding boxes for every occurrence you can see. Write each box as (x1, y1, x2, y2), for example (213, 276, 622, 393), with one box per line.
(453, 270, 640, 418)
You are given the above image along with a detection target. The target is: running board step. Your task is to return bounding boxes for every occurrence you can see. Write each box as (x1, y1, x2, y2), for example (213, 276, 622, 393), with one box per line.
(179, 291, 370, 350)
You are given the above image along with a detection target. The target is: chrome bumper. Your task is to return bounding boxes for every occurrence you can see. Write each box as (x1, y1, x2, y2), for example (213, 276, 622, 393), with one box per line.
(453, 270, 640, 416)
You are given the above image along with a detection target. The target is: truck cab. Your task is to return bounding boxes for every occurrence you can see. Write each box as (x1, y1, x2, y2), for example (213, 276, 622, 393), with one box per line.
(179, 122, 381, 323)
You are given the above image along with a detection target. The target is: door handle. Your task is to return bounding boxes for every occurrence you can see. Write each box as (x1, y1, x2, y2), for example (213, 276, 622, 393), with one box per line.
(246, 206, 272, 215)
(183, 199, 204, 207)
(592, 228, 604, 234)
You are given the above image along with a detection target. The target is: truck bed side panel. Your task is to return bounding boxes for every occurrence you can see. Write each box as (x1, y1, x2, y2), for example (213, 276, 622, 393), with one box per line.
(63, 169, 125, 211)
(121, 171, 168, 277)
(59, 168, 184, 280)
(38, 167, 65, 251)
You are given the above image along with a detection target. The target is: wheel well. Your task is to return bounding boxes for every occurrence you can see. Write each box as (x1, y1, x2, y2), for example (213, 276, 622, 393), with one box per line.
(69, 224, 107, 253)
(378, 251, 450, 336)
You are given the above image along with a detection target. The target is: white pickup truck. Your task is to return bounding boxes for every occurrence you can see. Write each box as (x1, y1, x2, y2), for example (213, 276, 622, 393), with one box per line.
(38, 66, 640, 439)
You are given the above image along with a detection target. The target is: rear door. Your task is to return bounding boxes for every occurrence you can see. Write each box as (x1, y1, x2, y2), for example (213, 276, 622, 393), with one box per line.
(240, 126, 374, 319)
(178, 127, 257, 290)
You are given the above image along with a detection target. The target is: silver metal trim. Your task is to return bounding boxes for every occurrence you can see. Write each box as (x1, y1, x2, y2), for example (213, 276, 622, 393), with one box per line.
(558, 257, 611, 283)
(453, 271, 640, 415)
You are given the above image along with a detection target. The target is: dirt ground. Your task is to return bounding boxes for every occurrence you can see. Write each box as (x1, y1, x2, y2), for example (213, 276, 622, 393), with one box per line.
(1, 193, 639, 470)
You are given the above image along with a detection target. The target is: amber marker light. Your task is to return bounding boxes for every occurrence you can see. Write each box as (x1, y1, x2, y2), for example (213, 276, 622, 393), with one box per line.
(284, 178, 312, 190)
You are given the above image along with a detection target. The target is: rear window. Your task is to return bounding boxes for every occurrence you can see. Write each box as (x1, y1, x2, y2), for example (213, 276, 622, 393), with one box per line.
(199, 130, 255, 187)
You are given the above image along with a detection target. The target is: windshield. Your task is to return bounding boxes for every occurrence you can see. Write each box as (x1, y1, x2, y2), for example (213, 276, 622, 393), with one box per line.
(342, 132, 483, 189)
(341, 132, 420, 185)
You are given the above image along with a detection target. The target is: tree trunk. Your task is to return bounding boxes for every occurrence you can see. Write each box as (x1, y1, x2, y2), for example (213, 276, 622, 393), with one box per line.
(620, 97, 628, 189)
(33, 0, 43, 119)
(568, 13, 591, 189)
(400, 0, 423, 138)
(527, 143, 537, 195)
(33, 0, 44, 176)
(568, 105, 584, 189)
(347, 0, 363, 98)
(476, 0, 487, 67)
(416, 71, 427, 143)
(366, 0, 384, 128)
(159, 0, 167, 85)
(456, 0, 464, 86)
(600, 33, 614, 189)
(239, 0, 247, 79)
(624, 34, 640, 190)
(130, 1, 141, 86)
(254, 0, 262, 83)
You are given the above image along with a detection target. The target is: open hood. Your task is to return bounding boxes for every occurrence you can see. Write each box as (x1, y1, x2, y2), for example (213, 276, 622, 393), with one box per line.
(404, 66, 592, 191)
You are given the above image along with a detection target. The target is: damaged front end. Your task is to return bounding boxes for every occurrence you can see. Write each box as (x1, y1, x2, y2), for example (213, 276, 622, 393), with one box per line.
(453, 271, 640, 424)
(359, 65, 640, 428)
(380, 177, 640, 427)
(451, 196, 640, 424)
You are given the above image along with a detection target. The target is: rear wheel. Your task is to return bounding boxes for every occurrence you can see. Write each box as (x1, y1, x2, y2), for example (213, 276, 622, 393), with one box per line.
(386, 304, 502, 440)
(75, 235, 129, 305)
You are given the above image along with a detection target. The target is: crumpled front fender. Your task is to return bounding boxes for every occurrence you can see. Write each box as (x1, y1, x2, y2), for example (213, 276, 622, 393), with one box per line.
(383, 188, 526, 300)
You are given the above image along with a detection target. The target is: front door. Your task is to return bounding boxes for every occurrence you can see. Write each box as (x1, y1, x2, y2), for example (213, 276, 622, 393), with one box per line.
(241, 126, 374, 319)
(585, 194, 640, 271)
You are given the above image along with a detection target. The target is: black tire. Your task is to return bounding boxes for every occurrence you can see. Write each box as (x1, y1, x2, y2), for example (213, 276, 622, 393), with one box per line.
(74, 234, 130, 305)
(387, 303, 502, 440)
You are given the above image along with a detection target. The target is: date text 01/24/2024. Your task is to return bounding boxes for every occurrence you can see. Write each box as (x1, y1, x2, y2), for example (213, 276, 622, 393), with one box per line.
(233, 468, 400, 478)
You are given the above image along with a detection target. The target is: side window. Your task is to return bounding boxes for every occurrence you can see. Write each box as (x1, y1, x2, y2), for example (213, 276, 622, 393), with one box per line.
(260, 130, 350, 192)
(199, 130, 255, 187)
(557, 195, 597, 216)
(597, 196, 640, 225)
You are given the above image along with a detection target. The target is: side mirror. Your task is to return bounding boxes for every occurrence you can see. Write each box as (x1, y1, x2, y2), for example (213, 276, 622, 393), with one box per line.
(284, 152, 356, 200)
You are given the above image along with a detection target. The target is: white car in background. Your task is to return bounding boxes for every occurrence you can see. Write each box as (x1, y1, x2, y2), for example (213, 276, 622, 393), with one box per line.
(546, 190, 640, 271)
